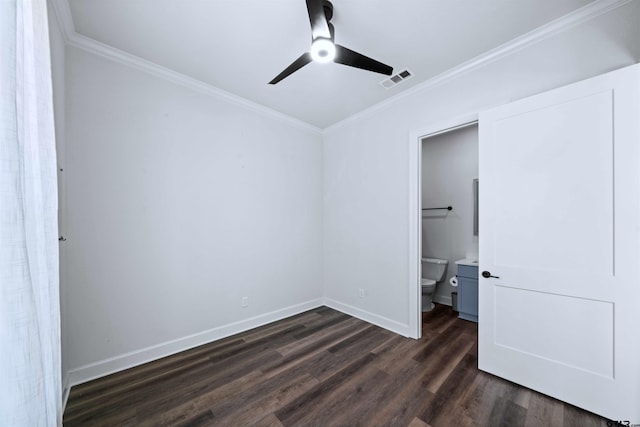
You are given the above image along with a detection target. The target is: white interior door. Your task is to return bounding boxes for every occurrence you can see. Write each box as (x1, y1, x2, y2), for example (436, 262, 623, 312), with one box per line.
(479, 64, 640, 421)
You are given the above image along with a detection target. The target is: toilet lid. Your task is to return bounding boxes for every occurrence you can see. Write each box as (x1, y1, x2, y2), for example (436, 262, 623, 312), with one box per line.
(421, 278, 436, 286)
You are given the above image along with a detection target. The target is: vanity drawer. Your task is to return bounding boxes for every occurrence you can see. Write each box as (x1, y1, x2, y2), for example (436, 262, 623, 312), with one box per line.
(457, 264, 478, 279)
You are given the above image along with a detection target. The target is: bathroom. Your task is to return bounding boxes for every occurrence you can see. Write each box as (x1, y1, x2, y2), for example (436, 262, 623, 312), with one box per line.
(420, 123, 479, 318)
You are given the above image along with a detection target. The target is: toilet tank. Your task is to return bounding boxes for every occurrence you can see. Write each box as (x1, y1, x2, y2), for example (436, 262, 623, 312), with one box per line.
(421, 257, 449, 281)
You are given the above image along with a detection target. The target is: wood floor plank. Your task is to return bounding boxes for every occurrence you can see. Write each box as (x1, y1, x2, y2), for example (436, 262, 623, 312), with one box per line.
(422, 304, 460, 334)
(419, 332, 475, 394)
(264, 347, 340, 381)
(239, 310, 323, 343)
(352, 369, 430, 427)
(291, 311, 352, 340)
(366, 356, 436, 427)
(217, 374, 319, 426)
(284, 366, 389, 427)
(274, 352, 377, 425)
(408, 417, 432, 427)
(418, 351, 480, 426)
(174, 409, 215, 427)
(276, 316, 364, 357)
(134, 349, 283, 421)
(460, 371, 504, 426)
(207, 324, 305, 364)
(413, 319, 473, 363)
(523, 392, 565, 427)
(194, 371, 318, 426)
(136, 369, 265, 426)
(563, 403, 608, 427)
(66, 336, 244, 408)
(513, 386, 533, 410)
(64, 354, 214, 418)
(324, 368, 393, 427)
(263, 320, 370, 380)
(253, 413, 286, 427)
(64, 305, 613, 427)
(78, 347, 281, 424)
(488, 399, 527, 427)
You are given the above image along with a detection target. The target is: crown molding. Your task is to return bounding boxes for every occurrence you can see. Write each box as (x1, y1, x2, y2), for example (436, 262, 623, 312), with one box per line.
(66, 33, 322, 134)
(48, 1, 321, 135)
(324, 0, 633, 133)
(49, 0, 630, 134)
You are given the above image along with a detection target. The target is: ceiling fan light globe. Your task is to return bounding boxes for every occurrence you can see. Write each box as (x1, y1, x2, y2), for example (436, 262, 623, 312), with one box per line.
(310, 38, 336, 63)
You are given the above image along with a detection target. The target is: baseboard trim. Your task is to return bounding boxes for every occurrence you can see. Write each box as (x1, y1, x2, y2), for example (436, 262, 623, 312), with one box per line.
(66, 298, 324, 389)
(433, 295, 453, 306)
(61, 373, 71, 415)
(323, 298, 411, 338)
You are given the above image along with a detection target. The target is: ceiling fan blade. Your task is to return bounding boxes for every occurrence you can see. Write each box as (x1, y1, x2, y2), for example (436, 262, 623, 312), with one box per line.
(306, 0, 331, 40)
(269, 52, 313, 85)
(334, 44, 393, 76)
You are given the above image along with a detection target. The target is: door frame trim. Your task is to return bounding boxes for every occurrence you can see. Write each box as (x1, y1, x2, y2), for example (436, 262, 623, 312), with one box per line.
(407, 112, 478, 339)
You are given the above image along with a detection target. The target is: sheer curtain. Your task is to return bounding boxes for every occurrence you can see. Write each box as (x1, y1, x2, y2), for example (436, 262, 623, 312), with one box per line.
(0, 0, 62, 426)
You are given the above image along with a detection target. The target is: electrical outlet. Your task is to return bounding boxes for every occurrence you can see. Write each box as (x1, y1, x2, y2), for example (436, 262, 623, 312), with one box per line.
(358, 288, 365, 298)
(241, 297, 248, 308)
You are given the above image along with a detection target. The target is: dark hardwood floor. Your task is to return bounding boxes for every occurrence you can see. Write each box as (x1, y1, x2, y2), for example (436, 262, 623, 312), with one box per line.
(64, 305, 610, 426)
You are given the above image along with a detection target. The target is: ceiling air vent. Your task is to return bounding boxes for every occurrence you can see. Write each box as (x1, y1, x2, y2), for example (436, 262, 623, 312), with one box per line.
(380, 69, 414, 89)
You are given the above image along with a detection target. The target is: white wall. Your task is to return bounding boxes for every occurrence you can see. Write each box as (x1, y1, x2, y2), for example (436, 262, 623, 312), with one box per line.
(323, 2, 640, 335)
(64, 47, 323, 384)
(54, 0, 640, 387)
(422, 125, 478, 305)
(47, 0, 68, 391)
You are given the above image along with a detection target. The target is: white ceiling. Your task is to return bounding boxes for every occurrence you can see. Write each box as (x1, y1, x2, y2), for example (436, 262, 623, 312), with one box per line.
(65, 0, 597, 128)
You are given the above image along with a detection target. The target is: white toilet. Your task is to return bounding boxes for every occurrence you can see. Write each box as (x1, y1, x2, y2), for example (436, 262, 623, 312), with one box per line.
(421, 257, 449, 312)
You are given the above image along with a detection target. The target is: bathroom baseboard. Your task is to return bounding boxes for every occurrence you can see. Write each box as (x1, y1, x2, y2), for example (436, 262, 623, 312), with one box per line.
(64, 298, 325, 391)
(433, 294, 453, 306)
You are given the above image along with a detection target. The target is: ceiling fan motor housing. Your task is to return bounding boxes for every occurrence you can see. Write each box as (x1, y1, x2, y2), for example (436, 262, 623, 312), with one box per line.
(322, 0, 334, 22)
(268, 0, 393, 84)
(320, 1, 335, 42)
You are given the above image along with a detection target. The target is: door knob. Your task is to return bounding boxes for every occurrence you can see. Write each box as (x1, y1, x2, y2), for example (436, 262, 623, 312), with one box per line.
(482, 271, 500, 279)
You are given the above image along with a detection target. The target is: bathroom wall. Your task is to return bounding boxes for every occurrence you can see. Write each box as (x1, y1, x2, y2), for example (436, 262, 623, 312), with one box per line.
(421, 125, 478, 305)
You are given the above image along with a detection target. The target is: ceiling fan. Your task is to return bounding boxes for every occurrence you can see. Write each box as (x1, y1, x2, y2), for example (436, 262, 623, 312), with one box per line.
(269, 0, 393, 84)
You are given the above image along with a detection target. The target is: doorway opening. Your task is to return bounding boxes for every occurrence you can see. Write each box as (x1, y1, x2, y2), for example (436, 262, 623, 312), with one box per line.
(408, 114, 478, 339)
